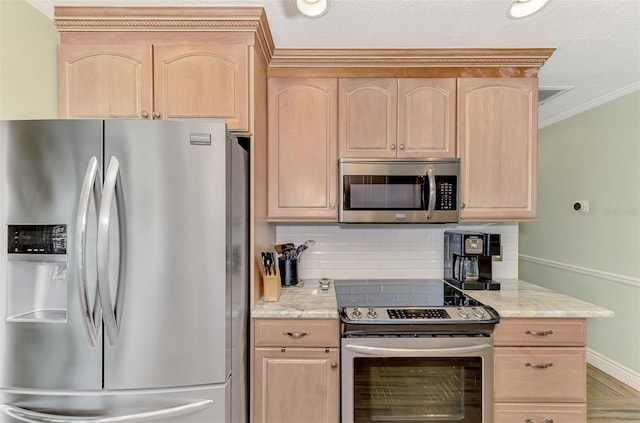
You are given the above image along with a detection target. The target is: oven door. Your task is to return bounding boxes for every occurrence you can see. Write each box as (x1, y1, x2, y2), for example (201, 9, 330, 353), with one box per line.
(341, 336, 493, 423)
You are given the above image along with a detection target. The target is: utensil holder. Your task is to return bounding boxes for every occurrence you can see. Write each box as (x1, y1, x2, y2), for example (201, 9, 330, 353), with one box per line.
(278, 259, 298, 286)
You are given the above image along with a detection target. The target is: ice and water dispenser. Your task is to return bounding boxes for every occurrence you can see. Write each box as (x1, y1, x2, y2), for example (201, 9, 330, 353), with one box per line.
(6, 224, 68, 322)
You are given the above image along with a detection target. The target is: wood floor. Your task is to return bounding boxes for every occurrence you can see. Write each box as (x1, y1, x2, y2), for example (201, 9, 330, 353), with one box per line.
(587, 364, 640, 422)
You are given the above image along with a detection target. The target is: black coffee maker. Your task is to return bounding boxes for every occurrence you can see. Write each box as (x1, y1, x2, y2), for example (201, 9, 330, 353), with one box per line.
(444, 230, 501, 290)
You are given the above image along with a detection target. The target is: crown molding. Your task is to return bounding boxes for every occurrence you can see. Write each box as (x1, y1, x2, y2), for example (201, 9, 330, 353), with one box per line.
(269, 48, 555, 69)
(54, 6, 275, 63)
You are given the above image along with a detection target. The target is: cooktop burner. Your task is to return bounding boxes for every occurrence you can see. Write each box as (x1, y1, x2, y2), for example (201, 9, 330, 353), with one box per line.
(334, 279, 499, 325)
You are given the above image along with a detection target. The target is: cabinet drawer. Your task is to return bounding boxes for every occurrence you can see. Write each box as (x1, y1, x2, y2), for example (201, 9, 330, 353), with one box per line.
(494, 403, 587, 423)
(494, 318, 586, 347)
(494, 347, 586, 403)
(254, 319, 339, 347)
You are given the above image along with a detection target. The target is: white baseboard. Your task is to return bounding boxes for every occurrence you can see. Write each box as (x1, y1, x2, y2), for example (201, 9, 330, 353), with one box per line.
(587, 348, 640, 392)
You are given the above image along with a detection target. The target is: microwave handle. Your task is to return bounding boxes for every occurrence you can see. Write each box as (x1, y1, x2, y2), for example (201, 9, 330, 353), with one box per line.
(425, 167, 436, 219)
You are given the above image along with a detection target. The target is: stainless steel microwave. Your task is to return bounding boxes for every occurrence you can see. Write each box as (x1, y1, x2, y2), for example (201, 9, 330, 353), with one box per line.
(338, 158, 460, 223)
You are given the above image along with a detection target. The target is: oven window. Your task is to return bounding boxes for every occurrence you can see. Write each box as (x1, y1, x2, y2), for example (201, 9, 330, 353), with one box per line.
(353, 357, 482, 423)
(343, 175, 424, 210)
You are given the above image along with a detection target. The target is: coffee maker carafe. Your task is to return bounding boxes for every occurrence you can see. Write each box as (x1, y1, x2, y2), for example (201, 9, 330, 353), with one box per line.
(444, 230, 501, 290)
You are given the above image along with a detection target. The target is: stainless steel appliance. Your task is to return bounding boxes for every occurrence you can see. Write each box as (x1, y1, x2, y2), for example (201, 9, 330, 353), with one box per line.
(444, 230, 502, 290)
(335, 279, 499, 423)
(0, 119, 248, 422)
(338, 158, 459, 223)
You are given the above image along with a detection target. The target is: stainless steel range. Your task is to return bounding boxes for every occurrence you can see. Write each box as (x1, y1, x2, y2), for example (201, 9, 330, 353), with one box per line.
(335, 279, 500, 423)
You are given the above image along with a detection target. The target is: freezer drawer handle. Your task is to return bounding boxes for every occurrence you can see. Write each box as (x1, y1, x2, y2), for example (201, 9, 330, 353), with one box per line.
(0, 400, 214, 422)
(75, 156, 102, 346)
(98, 156, 128, 346)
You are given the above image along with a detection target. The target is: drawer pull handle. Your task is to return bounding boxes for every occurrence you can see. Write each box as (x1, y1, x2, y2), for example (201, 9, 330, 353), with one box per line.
(525, 419, 554, 423)
(283, 331, 310, 339)
(525, 330, 554, 336)
(525, 362, 554, 369)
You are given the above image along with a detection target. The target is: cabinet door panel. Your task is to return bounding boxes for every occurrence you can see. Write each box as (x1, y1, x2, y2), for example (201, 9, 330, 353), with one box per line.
(268, 78, 338, 221)
(494, 403, 587, 423)
(494, 347, 586, 403)
(154, 44, 248, 131)
(339, 78, 397, 157)
(458, 78, 537, 220)
(399, 78, 456, 158)
(254, 348, 339, 423)
(59, 44, 152, 119)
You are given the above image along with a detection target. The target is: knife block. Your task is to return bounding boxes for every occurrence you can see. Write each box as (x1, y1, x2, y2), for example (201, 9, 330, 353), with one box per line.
(262, 270, 281, 302)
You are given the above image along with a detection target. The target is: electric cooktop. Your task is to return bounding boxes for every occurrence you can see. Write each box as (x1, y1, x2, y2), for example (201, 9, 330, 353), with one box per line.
(334, 279, 500, 325)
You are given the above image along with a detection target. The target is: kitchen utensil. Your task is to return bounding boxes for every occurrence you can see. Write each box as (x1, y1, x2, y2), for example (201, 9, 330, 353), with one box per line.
(295, 240, 316, 258)
(274, 243, 294, 254)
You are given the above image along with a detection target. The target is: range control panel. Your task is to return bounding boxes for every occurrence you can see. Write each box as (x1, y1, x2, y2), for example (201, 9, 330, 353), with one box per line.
(341, 306, 494, 323)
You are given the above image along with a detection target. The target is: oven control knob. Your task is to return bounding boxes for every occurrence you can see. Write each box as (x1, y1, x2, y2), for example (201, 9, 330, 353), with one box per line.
(458, 308, 470, 319)
(351, 308, 363, 320)
(367, 308, 378, 319)
(472, 308, 486, 319)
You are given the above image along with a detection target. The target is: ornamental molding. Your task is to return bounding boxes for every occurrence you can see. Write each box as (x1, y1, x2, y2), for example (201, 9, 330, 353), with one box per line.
(54, 6, 275, 62)
(269, 48, 555, 68)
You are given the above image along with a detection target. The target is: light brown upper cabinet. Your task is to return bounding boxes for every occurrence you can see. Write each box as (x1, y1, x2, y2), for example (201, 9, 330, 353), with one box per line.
(338, 78, 456, 158)
(457, 78, 538, 221)
(267, 78, 338, 221)
(59, 43, 249, 132)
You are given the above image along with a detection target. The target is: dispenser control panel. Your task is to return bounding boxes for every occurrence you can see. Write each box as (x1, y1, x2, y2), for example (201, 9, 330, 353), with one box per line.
(8, 224, 67, 254)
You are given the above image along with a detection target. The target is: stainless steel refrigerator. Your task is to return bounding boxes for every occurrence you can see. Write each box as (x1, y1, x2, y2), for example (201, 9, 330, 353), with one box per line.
(0, 119, 248, 422)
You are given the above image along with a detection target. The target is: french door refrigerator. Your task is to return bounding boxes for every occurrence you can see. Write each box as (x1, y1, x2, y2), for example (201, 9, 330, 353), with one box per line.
(0, 119, 248, 423)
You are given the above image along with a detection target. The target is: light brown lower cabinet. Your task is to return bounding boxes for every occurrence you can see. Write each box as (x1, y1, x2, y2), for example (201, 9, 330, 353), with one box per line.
(494, 403, 587, 423)
(253, 319, 339, 423)
(493, 318, 587, 422)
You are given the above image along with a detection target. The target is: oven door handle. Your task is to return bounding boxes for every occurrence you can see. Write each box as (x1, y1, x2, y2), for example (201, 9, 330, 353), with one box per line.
(344, 343, 492, 357)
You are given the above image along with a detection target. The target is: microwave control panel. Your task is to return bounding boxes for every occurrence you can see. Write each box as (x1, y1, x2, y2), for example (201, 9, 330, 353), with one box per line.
(435, 176, 457, 210)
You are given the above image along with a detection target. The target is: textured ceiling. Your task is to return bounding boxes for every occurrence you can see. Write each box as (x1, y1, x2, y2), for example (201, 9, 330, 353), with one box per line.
(31, 0, 640, 127)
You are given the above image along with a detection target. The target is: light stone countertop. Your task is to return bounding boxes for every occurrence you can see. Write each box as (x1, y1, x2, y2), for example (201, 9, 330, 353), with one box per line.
(252, 280, 339, 319)
(252, 278, 614, 320)
(463, 279, 615, 318)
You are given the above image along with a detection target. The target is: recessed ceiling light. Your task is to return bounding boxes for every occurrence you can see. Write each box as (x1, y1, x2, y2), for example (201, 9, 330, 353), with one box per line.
(507, 0, 551, 19)
(296, 0, 329, 19)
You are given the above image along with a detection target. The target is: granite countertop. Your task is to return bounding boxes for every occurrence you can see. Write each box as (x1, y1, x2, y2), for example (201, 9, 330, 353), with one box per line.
(253, 280, 339, 319)
(252, 278, 614, 320)
(464, 279, 615, 318)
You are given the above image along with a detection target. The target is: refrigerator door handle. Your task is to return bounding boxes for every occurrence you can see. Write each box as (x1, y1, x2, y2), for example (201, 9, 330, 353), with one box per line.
(75, 156, 102, 346)
(0, 400, 214, 423)
(98, 156, 127, 346)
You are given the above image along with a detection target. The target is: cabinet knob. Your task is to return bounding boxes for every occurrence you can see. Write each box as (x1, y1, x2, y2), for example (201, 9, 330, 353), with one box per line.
(331, 362, 338, 369)
(460, 203, 466, 209)
(331, 203, 336, 209)
(390, 144, 396, 151)
(140, 111, 149, 119)
(152, 111, 161, 119)
(399, 144, 405, 150)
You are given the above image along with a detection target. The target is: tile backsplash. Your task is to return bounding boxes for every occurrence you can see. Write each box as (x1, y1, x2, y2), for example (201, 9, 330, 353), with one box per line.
(276, 223, 519, 281)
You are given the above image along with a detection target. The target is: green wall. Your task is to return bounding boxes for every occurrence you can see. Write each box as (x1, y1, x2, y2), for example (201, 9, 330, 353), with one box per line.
(520, 90, 640, 374)
(0, 0, 58, 119)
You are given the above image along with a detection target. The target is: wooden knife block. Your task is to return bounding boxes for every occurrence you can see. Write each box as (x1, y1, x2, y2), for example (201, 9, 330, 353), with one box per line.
(262, 271, 281, 302)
